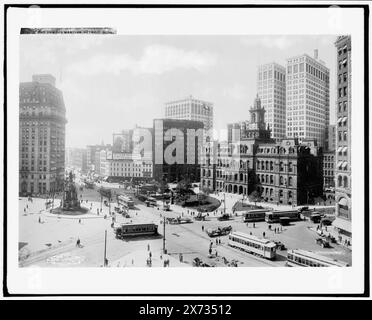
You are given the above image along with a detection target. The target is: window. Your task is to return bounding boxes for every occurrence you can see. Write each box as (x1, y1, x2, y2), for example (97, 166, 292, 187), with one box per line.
(343, 101, 348, 112)
(299, 63, 304, 72)
(338, 88, 342, 98)
(343, 176, 348, 188)
(288, 66, 292, 74)
(338, 176, 342, 187)
(288, 177, 293, 186)
(343, 132, 347, 141)
(343, 86, 347, 96)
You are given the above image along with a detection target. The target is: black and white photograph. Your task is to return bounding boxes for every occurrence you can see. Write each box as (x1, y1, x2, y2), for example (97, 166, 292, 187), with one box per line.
(2, 3, 368, 297)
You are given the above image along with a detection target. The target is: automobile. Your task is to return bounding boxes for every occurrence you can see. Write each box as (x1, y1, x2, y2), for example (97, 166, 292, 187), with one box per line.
(310, 213, 322, 223)
(274, 241, 286, 250)
(217, 213, 231, 221)
(299, 206, 309, 212)
(320, 218, 334, 226)
(206, 226, 232, 237)
(194, 213, 206, 221)
(316, 238, 330, 248)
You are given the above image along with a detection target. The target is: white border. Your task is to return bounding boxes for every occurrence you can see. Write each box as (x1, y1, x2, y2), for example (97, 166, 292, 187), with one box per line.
(5, 5, 366, 295)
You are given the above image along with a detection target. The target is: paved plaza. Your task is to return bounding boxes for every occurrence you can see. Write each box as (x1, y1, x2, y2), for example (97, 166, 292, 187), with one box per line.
(18, 180, 351, 268)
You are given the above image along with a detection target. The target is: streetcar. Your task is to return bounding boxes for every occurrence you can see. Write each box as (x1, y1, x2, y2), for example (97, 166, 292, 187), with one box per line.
(99, 187, 112, 199)
(265, 210, 300, 223)
(286, 249, 349, 267)
(117, 194, 135, 209)
(114, 223, 158, 239)
(242, 209, 268, 223)
(228, 231, 277, 260)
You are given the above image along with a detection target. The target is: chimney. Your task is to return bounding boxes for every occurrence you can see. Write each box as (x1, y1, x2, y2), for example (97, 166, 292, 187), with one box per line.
(314, 49, 318, 60)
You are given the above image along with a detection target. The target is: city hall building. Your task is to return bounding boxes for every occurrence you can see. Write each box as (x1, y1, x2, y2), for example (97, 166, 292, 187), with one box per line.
(202, 96, 323, 206)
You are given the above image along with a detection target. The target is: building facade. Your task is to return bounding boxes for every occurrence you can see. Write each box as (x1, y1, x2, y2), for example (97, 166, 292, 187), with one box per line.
(257, 62, 286, 141)
(106, 152, 153, 182)
(286, 50, 330, 149)
(153, 118, 204, 183)
(165, 95, 213, 133)
(327, 124, 336, 152)
(205, 96, 323, 206)
(333, 35, 352, 245)
(200, 140, 218, 191)
(323, 151, 335, 189)
(19, 74, 67, 195)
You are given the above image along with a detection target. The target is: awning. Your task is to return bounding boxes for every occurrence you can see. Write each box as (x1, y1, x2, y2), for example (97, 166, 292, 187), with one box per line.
(342, 117, 348, 122)
(338, 198, 348, 206)
(337, 117, 343, 123)
(342, 147, 348, 153)
(337, 147, 343, 153)
(337, 161, 343, 169)
(332, 217, 351, 233)
(341, 161, 348, 168)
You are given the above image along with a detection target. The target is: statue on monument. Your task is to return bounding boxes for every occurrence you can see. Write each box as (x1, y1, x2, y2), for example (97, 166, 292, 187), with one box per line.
(61, 171, 81, 210)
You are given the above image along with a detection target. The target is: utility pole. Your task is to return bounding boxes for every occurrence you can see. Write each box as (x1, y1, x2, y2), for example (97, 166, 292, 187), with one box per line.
(224, 193, 226, 214)
(103, 230, 107, 267)
(163, 216, 166, 254)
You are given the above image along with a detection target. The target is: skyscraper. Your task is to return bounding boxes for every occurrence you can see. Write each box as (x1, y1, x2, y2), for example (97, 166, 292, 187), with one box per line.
(333, 36, 352, 246)
(257, 62, 286, 141)
(286, 50, 330, 148)
(19, 74, 67, 195)
(153, 118, 204, 183)
(165, 95, 213, 133)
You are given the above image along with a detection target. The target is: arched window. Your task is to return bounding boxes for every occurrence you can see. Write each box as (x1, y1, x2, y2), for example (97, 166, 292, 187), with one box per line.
(343, 176, 348, 188)
(338, 176, 342, 187)
(288, 162, 293, 172)
(288, 191, 292, 198)
(270, 161, 273, 170)
(265, 161, 269, 170)
(288, 177, 293, 186)
(280, 176, 284, 185)
(265, 175, 269, 183)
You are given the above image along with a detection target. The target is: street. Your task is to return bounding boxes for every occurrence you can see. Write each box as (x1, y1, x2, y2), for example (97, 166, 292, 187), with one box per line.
(18, 180, 351, 268)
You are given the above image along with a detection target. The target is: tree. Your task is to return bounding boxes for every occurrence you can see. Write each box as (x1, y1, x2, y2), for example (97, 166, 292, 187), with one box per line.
(249, 190, 262, 206)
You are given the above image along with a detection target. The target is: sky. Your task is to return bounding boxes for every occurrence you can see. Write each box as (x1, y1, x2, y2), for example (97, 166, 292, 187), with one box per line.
(19, 35, 338, 148)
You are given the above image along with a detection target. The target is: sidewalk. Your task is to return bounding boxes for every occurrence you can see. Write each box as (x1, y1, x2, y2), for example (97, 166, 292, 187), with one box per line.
(110, 249, 190, 267)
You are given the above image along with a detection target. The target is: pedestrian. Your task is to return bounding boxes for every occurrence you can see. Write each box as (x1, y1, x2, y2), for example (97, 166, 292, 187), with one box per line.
(38, 217, 41, 223)
(263, 232, 266, 238)
(24, 208, 26, 213)
(209, 248, 212, 255)
(147, 244, 150, 251)
(149, 251, 152, 258)
(216, 239, 218, 245)
(253, 223, 255, 228)
(250, 232, 252, 235)
(219, 239, 221, 245)
(76, 238, 81, 247)
(215, 250, 218, 257)
(202, 225, 204, 232)
(79, 219, 81, 224)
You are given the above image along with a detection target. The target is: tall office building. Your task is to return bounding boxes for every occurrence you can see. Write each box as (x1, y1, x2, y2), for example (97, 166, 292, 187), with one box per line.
(165, 95, 213, 133)
(153, 118, 204, 183)
(333, 36, 352, 245)
(257, 63, 286, 141)
(19, 74, 67, 195)
(286, 50, 330, 148)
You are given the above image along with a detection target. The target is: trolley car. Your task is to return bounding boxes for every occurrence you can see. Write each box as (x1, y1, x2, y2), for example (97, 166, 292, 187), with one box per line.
(228, 231, 277, 260)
